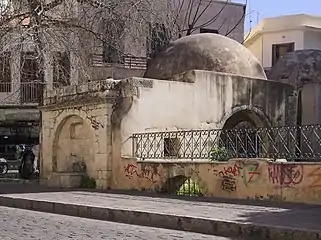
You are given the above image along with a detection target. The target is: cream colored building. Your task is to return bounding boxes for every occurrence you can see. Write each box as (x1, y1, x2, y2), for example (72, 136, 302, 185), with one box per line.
(244, 14, 321, 70)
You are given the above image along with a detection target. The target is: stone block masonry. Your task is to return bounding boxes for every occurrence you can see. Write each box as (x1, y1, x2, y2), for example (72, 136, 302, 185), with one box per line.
(117, 158, 321, 205)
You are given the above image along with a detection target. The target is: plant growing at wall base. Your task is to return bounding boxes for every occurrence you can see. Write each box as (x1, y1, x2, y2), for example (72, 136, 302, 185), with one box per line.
(80, 175, 96, 189)
(176, 179, 203, 196)
(209, 146, 229, 162)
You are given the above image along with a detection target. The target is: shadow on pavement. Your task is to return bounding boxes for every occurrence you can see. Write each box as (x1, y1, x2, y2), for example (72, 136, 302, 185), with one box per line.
(238, 207, 321, 231)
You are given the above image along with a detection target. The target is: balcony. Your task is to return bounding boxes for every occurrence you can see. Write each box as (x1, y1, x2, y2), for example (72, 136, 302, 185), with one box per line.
(0, 82, 11, 93)
(0, 82, 41, 105)
(92, 54, 148, 70)
(20, 82, 41, 104)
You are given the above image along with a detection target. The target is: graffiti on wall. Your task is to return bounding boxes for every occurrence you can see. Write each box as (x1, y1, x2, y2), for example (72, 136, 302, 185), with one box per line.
(219, 163, 240, 177)
(268, 164, 303, 187)
(124, 164, 161, 183)
(307, 167, 321, 188)
(221, 175, 236, 192)
(210, 161, 261, 190)
(119, 160, 321, 204)
(241, 161, 261, 186)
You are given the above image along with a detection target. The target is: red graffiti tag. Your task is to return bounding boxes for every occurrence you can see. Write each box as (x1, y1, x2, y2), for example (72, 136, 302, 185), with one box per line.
(219, 163, 242, 177)
(210, 161, 261, 187)
(268, 164, 303, 186)
(124, 164, 160, 183)
(247, 163, 260, 184)
(308, 167, 321, 188)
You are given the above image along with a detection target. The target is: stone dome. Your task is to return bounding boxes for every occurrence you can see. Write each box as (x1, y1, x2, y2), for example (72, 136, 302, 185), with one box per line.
(269, 49, 321, 88)
(144, 33, 267, 80)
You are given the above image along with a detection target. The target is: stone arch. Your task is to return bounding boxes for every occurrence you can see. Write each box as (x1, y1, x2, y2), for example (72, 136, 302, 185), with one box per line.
(219, 107, 270, 158)
(52, 114, 95, 178)
(221, 107, 271, 130)
(160, 175, 204, 196)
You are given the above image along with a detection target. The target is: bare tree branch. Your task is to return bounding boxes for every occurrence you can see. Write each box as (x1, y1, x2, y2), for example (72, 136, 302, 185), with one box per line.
(0, 0, 247, 107)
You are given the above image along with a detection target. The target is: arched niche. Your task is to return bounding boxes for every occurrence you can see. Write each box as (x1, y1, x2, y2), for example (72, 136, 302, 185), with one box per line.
(52, 115, 95, 177)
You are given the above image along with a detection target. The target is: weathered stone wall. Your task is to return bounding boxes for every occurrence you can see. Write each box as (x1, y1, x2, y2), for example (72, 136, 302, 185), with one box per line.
(118, 71, 296, 158)
(40, 70, 297, 201)
(40, 80, 117, 188)
(89, 66, 145, 80)
(115, 158, 321, 205)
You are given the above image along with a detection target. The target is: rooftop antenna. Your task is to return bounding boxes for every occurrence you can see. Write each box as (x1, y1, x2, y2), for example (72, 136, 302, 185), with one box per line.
(248, 0, 252, 30)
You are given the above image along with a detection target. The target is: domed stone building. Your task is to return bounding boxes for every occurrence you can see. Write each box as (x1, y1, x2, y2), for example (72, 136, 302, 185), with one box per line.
(269, 49, 321, 126)
(144, 33, 267, 80)
(40, 33, 297, 189)
(269, 49, 321, 88)
(143, 33, 295, 130)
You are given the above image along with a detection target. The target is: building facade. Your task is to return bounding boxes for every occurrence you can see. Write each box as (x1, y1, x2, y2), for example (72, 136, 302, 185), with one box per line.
(0, 0, 245, 156)
(172, 0, 245, 42)
(92, 0, 246, 77)
(244, 14, 321, 71)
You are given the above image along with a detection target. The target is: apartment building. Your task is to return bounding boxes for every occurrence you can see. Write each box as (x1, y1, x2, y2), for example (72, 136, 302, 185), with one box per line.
(244, 14, 321, 71)
(91, 0, 246, 79)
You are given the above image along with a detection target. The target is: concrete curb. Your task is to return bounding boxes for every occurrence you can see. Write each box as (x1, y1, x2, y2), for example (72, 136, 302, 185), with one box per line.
(0, 196, 320, 240)
(0, 178, 27, 183)
(0, 178, 37, 184)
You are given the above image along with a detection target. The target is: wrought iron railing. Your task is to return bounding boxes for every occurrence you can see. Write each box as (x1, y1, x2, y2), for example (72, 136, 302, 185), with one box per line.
(92, 54, 147, 69)
(0, 82, 11, 93)
(20, 82, 41, 104)
(132, 125, 321, 161)
(0, 82, 41, 104)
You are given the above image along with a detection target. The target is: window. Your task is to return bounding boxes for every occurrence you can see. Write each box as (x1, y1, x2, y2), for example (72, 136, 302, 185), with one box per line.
(147, 23, 170, 57)
(164, 137, 180, 157)
(21, 52, 42, 83)
(103, 44, 124, 64)
(20, 52, 43, 103)
(272, 42, 294, 67)
(53, 52, 70, 88)
(70, 122, 84, 139)
(200, 28, 219, 34)
(0, 52, 11, 92)
(102, 20, 125, 64)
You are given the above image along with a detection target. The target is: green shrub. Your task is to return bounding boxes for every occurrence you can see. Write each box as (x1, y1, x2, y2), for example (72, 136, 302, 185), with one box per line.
(80, 175, 96, 189)
(176, 179, 203, 196)
(209, 146, 229, 162)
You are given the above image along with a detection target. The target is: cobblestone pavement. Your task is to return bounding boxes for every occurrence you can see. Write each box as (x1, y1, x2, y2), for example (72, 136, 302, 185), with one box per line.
(0, 206, 234, 240)
(2, 191, 321, 231)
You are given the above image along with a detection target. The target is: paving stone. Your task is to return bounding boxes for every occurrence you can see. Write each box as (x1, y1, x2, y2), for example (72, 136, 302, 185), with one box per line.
(0, 206, 233, 240)
(1, 191, 321, 239)
(2, 191, 321, 231)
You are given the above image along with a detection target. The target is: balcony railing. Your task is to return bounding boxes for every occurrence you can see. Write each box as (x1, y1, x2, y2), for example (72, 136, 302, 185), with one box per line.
(132, 125, 321, 161)
(0, 82, 11, 93)
(92, 54, 147, 70)
(0, 82, 41, 104)
(20, 82, 41, 104)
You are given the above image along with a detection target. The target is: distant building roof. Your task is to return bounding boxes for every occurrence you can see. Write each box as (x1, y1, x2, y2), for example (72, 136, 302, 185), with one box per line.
(244, 14, 321, 45)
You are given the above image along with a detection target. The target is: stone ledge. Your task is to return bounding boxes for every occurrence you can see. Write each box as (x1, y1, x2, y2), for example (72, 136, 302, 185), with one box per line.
(0, 196, 319, 240)
(47, 172, 85, 188)
(0, 178, 39, 184)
